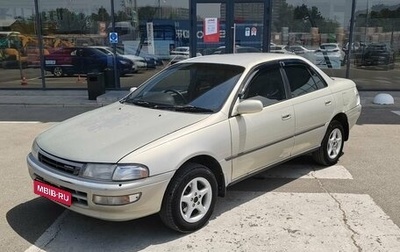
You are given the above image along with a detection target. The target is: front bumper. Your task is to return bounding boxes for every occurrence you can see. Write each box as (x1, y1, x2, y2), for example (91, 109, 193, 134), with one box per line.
(27, 153, 174, 221)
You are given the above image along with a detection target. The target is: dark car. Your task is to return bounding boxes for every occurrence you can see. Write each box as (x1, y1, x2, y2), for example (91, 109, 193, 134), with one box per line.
(44, 47, 133, 77)
(137, 51, 164, 67)
(355, 43, 395, 70)
(116, 45, 163, 68)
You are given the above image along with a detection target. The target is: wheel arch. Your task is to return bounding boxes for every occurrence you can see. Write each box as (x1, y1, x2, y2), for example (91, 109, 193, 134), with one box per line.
(180, 155, 226, 197)
(332, 113, 349, 141)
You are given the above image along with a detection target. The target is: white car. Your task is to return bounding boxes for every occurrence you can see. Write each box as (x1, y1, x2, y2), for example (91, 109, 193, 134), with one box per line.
(270, 45, 295, 54)
(284, 45, 315, 54)
(314, 43, 346, 68)
(170, 46, 202, 63)
(27, 53, 361, 233)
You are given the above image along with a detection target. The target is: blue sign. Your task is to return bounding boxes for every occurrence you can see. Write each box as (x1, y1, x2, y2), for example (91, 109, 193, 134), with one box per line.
(109, 32, 118, 44)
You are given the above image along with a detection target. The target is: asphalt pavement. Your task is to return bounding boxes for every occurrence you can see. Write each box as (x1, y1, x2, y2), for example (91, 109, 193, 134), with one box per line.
(1, 88, 400, 251)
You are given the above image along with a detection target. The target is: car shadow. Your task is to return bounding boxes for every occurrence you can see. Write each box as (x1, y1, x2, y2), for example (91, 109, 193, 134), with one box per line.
(7, 156, 329, 251)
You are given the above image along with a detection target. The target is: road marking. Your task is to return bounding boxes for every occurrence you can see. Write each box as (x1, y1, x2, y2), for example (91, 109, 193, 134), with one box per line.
(25, 210, 69, 252)
(392, 111, 400, 116)
(25, 193, 400, 251)
(257, 164, 353, 179)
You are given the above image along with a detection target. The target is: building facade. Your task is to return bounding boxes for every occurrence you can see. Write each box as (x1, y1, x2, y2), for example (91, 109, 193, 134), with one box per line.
(0, 0, 399, 90)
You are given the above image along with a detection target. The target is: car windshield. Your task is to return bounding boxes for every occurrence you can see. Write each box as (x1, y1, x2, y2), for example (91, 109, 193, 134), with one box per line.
(123, 63, 244, 113)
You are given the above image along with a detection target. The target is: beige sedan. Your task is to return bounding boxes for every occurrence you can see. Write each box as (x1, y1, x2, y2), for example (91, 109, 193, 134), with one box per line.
(27, 53, 361, 233)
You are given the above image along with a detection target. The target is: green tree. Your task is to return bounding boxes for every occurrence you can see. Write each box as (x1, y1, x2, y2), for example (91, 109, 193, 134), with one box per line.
(91, 6, 111, 22)
(292, 4, 339, 33)
(55, 8, 90, 34)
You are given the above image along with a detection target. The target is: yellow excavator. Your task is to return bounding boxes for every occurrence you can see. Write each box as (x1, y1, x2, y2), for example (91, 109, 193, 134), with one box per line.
(0, 31, 27, 68)
(0, 32, 75, 68)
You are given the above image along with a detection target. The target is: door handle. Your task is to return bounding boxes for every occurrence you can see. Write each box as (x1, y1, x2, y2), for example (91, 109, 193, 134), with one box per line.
(325, 100, 332, 106)
(282, 114, 291, 120)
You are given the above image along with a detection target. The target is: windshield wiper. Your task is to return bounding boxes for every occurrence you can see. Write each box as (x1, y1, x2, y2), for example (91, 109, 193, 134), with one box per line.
(122, 99, 213, 113)
(174, 105, 214, 113)
(129, 100, 157, 108)
(127, 100, 175, 110)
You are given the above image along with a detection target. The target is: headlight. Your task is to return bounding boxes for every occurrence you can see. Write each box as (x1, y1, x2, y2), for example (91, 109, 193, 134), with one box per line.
(119, 59, 130, 65)
(113, 164, 149, 181)
(80, 163, 149, 181)
(31, 140, 40, 160)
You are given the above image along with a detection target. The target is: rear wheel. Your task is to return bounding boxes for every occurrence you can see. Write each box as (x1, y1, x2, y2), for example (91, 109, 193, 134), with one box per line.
(53, 67, 64, 77)
(313, 120, 344, 166)
(159, 163, 217, 233)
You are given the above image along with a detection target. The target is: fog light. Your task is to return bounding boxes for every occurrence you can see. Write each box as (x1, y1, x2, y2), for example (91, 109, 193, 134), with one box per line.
(93, 193, 141, 206)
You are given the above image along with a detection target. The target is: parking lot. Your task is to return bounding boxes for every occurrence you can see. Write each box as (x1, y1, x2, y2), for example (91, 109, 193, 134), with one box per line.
(1, 96, 400, 251)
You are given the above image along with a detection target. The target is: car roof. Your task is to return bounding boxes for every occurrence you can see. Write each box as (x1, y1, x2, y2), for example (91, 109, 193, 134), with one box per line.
(179, 53, 306, 68)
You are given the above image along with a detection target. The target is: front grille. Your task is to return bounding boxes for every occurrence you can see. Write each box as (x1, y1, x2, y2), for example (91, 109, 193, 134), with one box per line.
(38, 152, 83, 176)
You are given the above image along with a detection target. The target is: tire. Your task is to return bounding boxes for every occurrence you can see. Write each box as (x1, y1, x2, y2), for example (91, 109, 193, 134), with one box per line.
(312, 120, 344, 166)
(159, 163, 218, 233)
(53, 67, 64, 77)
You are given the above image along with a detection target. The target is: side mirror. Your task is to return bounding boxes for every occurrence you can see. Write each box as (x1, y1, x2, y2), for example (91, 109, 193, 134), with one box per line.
(130, 87, 137, 93)
(235, 99, 263, 115)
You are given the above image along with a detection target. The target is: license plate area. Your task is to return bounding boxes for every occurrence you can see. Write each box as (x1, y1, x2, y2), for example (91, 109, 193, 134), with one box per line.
(34, 180, 72, 206)
(45, 60, 56, 65)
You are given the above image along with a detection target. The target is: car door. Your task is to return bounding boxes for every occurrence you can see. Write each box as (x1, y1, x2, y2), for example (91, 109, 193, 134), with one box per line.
(71, 48, 85, 74)
(229, 63, 295, 181)
(82, 48, 106, 73)
(281, 60, 335, 156)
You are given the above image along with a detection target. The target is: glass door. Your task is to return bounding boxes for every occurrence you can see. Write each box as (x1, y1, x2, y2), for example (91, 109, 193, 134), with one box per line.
(190, 0, 270, 58)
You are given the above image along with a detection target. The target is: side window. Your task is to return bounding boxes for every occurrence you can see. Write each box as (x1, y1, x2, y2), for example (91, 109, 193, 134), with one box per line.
(284, 65, 326, 97)
(244, 66, 286, 107)
(310, 69, 327, 89)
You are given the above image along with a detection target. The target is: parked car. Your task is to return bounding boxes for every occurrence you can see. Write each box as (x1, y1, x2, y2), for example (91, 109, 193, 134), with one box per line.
(270, 45, 295, 54)
(169, 46, 202, 63)
(284, 45, 315, 54)
(28, 53, 361, 233)
(355, 43, 395, 70)
(44, 47, 133, 77)
(213, 45, 260, 54)
(90, 46, 147, 72)
(284, 45, 316, 62)
(122, 46, 165, 67)
(314, 43, 346, 68)
(137, 51, 164, 67)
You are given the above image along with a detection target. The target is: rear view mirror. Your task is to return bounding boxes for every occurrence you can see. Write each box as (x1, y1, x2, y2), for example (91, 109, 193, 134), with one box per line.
(235, 99, 263, 115)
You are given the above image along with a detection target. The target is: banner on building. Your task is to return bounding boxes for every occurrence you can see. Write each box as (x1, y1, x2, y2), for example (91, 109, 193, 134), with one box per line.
(203, 18, 219, 43)
(146, 22, 155, 54)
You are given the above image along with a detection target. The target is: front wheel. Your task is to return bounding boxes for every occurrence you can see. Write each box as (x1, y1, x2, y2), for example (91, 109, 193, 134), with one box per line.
(159, 163, 217, 233)
(52, 66, 64, 77)
(312, 120, 344, 166)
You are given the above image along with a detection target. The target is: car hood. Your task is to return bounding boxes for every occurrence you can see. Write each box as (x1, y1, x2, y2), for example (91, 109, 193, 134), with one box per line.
(36, 103, 210, 163)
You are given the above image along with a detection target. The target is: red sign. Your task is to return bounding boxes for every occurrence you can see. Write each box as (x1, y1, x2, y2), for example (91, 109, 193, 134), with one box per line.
(203, 18, 220, 43)
(34, 180, 72, 206)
